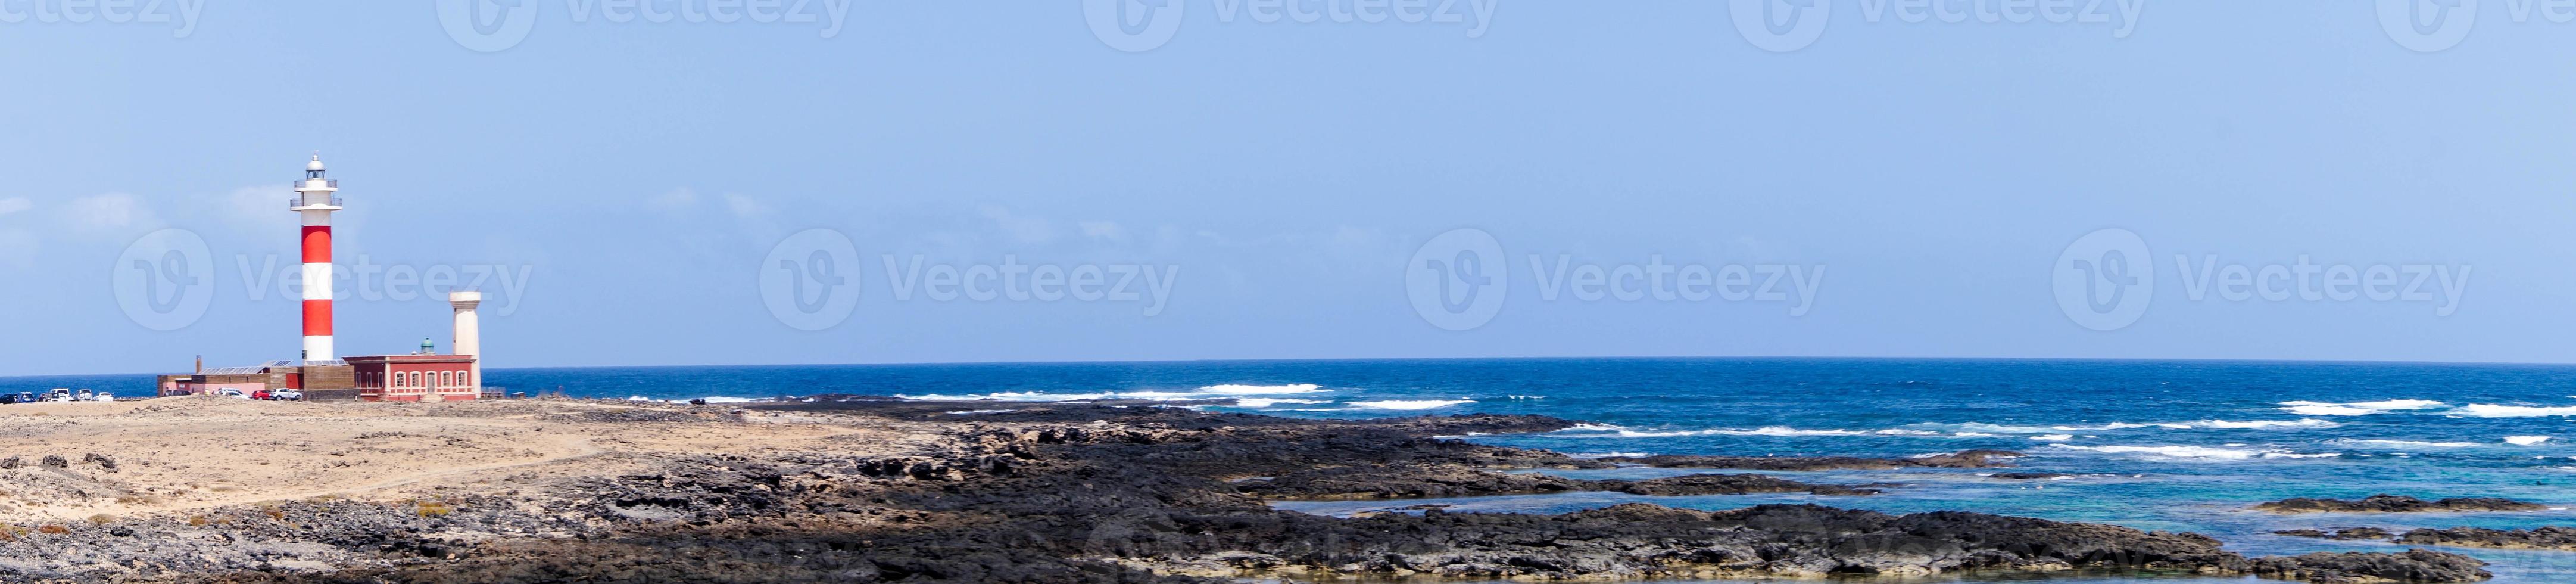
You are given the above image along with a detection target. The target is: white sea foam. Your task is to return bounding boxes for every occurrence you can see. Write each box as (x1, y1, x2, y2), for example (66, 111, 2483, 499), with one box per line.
(698, 396, 760, 403)
(1945, 423, 2059, 434)
(1718, 427, 1869, 436)
(2032, 434, 2075, 442)
(1570, 452, 1651, 459)
(2459, 404, 2576, 418)
(1348, 399, 1476, 411)
(894, 391, 1113, 402)
(2278, 400, 2447, 416)
(894, 384, 1331, 404)
(2190, 419, 2343, 430)
(1563, 426, 1953, 439)
(1930, 419, 2339, 433)
(944, 409, 1017, 415)
(2507, 436, 2555, 446)
(1231, 398, 1331, 408)
(1196, 384, 1327, 395)
(2046, 444, 2331, 461)
(1611, 430, 1708, 438)
(2330, 439, 2480, 449)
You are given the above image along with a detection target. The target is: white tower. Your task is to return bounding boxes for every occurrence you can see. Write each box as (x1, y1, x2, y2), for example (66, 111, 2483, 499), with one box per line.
(450, 291, 484, 392)
(291, 155, 343, 362)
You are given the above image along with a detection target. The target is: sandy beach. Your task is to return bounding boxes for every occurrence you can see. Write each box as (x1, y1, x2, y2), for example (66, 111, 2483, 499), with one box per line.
(0, 396, 921, 523)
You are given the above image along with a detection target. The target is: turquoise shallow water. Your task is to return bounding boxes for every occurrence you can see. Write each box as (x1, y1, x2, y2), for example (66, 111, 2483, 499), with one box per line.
(17, 358, 2576, 581)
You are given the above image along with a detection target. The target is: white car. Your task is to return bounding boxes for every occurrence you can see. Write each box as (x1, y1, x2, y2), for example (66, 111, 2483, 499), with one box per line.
(43, 389, 73, 402)
(271, 390, 302, 401)
(212, 388, 251, 399)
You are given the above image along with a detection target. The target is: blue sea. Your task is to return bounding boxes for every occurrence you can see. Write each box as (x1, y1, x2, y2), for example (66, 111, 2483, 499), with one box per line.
(14, 358, 2576, 582)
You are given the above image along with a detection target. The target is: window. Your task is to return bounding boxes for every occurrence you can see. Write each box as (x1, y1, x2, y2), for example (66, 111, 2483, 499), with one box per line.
(441, 371, 453, 387)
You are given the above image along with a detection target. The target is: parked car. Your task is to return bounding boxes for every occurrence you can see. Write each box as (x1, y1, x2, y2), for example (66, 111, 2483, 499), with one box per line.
(86, 392, 113, 402)
(9, 392, 30, 403)
(251, 390, 273, 400)
(272, 389, 304, 401)
(212, 388, 250, 399)
(0, 393, 20, 404)
(43, 389, 73, 402)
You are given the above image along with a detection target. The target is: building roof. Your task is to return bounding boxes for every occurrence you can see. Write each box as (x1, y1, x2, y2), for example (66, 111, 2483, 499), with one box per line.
(343, 354, 476, 364)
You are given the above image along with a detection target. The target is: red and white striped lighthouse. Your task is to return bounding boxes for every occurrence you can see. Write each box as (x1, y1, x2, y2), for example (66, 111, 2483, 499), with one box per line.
(291, 155, 343, 362)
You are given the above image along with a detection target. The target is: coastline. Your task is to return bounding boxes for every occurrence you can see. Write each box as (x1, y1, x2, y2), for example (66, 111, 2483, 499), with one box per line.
(0, 396, 2515, 583)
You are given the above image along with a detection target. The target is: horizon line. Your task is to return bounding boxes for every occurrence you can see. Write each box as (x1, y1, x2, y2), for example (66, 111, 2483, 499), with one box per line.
(11, 353, 2574, 379)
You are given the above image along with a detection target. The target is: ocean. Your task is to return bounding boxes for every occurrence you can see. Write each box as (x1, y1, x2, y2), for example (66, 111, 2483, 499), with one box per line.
(14, 358, 2576, 582)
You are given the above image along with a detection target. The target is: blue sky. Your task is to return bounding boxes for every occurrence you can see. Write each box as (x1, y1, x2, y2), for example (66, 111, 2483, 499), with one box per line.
(2, 2, 2570, 374)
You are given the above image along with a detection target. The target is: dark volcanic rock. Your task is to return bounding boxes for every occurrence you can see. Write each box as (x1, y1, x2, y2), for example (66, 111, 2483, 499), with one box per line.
(1609, 473, 1882, 496)
(91, 399, 2493, 583)
(2397, 526, 2576, 551)
(1235, 465, 1877, 499)
(1234, 464, 1590, 499)
(2277, 527, 2397, 540)
(2256, 495, 2547, 514)
(2249, 549, 2493, 583)
(1601, 449, 2025, 471)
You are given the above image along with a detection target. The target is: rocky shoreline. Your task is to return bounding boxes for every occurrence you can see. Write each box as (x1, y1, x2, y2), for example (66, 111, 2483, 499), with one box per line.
(0, 399, 2505, 583)
(1596, 449, 2028, 471)
(2256, 495, 2549, 514)
(2280, 526, 2576, 552)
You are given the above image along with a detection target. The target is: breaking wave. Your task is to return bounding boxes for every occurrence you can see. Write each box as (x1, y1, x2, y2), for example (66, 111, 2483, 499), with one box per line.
(1347, 400, 1477, 411)
(2277, 400, 2449, 416)
(1232, 398, 1331, 408)
(2045, 444, 2338, 461)
(894, 383, 1334, 403)
(2459, 404, 2576, 418)
(1196, 384, 1327, 395)
(2328, 439, 2481, 449)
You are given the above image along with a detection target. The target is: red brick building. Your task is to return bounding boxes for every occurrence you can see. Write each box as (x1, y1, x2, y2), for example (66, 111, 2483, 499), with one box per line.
(347, 354, 481, 402)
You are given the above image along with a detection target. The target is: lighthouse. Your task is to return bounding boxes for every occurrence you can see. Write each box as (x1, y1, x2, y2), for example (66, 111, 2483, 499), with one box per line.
(290, 155, 343, 362)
